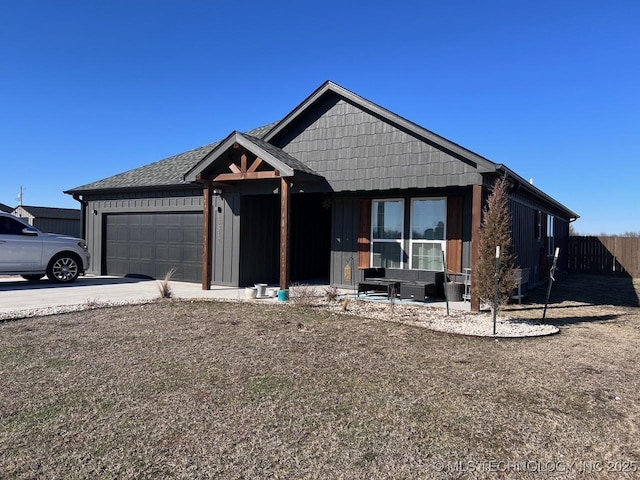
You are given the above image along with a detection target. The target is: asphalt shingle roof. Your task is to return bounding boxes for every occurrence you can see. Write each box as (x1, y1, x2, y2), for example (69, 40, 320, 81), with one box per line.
(66, 123, 278, 193)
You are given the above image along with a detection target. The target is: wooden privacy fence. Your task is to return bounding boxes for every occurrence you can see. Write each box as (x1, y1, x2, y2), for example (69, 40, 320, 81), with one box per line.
(568, 236, 640, 278)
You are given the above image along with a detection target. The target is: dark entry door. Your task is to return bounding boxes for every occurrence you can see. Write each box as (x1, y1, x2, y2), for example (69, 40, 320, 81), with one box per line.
(104, 212, 203, 282)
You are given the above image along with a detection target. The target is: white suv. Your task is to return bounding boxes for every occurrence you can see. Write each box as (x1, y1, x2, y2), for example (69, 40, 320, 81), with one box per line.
(0, 212, 90, 283)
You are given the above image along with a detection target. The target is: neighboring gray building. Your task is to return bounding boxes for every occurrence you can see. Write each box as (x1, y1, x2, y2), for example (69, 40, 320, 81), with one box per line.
(66, 81, 578, 311)
(12, 205, 81, 238)
(0, 203, 13, 213)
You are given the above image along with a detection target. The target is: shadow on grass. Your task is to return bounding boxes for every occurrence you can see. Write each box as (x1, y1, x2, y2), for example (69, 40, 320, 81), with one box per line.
(538, 312, 623, 327)
(502, 302, 626, 326)
(526, 273, 640, 308)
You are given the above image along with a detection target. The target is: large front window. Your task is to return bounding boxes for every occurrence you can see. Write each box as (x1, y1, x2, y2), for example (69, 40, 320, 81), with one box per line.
(371, 199, 403, 268)
(410, 198, 446, 270)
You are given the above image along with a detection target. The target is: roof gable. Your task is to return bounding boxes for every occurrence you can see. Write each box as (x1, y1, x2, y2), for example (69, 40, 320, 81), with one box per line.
(265, 81, 497, 173)
(184, 131, 320, 183)
(265, 92, 484, 191)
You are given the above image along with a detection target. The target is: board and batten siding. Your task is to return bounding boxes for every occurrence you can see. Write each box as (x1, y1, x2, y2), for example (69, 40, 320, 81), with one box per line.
(330, 196, 361, 288)
(508, 192, 571, 284)
(509, 198, 539, 283)
(212, 193, 241, 286)
(81, 189, 204, 276)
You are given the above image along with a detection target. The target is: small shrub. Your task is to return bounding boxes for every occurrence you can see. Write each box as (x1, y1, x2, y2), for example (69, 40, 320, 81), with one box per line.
(158, 269, 176, 299)
(84, 298, 101, 309)
(289, 283, 319, 307)
(324, 286, 340, 303)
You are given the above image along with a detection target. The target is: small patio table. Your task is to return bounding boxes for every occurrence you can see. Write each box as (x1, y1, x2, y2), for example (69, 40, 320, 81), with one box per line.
(357, 279, 401, 299)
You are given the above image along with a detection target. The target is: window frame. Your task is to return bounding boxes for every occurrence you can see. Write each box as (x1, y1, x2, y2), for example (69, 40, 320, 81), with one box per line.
(547, 214, 555, 253)
(370, 198, 405, 269)
(409, 197, 447, 271)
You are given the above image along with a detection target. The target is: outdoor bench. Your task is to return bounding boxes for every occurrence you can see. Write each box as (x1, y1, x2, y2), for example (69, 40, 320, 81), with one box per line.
(357, 268, 444, 302)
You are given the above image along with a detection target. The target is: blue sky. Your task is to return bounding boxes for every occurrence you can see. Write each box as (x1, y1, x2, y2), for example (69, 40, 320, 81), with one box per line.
(1, 0, 638, 234)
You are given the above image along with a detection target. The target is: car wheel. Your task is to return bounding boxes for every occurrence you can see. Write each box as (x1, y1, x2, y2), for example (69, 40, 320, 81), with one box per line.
(21, 274, 45, 282)
(47, 253, 81, 283)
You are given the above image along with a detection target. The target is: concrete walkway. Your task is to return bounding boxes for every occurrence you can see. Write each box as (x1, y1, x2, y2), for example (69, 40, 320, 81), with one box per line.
(0, 274, 469, 319)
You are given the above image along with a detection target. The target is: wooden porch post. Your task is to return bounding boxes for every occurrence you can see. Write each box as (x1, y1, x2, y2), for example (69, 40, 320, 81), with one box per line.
(470, 184, 482, 312)
(202, 179, 212, 290)
(280, 177, 291, 290)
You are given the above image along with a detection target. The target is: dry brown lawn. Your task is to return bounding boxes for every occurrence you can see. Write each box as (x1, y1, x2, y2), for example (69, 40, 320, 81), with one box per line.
(1, 274, 639, 479)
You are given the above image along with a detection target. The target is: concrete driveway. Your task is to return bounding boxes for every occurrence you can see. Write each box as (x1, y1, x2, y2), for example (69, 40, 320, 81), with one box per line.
(0, 275, 249, 319)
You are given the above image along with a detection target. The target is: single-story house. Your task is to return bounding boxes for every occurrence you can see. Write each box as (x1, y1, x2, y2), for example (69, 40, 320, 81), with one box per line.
(66, 81, 578, 311)
(0, 203, 13, 213)
(12, 205, 81, 238)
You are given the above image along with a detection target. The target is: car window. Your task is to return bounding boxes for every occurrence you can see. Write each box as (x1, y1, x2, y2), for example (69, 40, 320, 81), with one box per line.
(0, 217, 28, 235)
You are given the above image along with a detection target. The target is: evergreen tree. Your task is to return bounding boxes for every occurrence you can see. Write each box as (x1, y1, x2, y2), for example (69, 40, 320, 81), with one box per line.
(477, 175, 518, 306)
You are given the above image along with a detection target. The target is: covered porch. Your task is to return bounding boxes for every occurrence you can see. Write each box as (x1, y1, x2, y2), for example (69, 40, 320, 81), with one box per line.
(184, 131, 331, 290)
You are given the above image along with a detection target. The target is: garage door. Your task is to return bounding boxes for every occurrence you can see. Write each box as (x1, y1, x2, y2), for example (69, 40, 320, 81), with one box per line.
(104, 213, 203, 282)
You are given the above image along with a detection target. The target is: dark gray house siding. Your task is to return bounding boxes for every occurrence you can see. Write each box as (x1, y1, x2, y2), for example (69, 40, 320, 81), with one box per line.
(330, 195, 360, 288)
(509, 198, 537, 275)
(508, 184, 572, 284)
(470, 169, 573, 286)
(271, 94, 483, 192)
(212, 193, 241, 286)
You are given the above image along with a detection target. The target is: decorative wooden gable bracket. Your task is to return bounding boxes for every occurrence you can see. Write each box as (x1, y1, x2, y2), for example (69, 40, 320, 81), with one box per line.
(212, 146, 280, 182)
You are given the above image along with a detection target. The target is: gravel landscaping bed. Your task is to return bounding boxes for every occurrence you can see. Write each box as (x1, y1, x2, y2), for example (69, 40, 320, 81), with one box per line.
(323, 298, 559, 337)
(1, 290, 558, 338)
